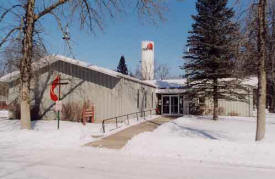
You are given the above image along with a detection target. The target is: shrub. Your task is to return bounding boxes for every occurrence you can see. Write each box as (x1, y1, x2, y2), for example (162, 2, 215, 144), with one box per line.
(8, 102, 42, 120)
(61, 102, 82, 122)
(189, 103, 204, 115)
(218, 107, 225, 115)
(228, 111, 239, 116)
(8, 102, 20, 119)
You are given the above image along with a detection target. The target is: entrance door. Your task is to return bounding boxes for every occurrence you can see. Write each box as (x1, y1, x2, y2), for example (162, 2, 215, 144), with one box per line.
(162, 95, 179, 115)
(171, 96, 179, 114)
(162, 96, 170, 114)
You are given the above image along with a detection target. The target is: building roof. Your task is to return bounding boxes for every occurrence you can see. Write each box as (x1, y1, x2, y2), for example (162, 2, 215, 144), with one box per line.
(0, 55, 156, 88)
(146, 77, 258, 94)
(145, 79, 187, 89)
(145, 79, 187, 94)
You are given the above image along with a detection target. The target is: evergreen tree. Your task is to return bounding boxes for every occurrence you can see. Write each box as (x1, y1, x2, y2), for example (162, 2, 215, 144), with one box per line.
(117, 56, 128, 75)
(183, 0, 245, 120)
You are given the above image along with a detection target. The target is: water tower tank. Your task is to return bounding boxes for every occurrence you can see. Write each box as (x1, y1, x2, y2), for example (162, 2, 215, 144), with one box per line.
(141, 41, 154, 80)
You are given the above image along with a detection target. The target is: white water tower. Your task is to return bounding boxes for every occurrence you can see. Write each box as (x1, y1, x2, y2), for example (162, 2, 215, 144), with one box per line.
(141, 41, 154, 80)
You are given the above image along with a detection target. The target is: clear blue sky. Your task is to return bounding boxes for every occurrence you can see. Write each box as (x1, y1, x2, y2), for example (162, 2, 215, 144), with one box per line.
(41, 0, 248, 77)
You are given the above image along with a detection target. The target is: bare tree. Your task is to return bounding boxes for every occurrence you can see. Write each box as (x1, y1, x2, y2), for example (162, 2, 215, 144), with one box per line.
(0, 0, 164, 129)
(266, 0, 275, 113)
(0, 37, 47, 76)
(234, 3, 258, 78)
(133, 63, 142, 80)
(234, 0, 270, 141)
(155, 63, 170, 80)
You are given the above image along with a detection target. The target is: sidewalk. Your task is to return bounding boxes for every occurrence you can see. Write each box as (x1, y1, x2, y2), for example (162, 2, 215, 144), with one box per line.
(86, 117, 176, 149)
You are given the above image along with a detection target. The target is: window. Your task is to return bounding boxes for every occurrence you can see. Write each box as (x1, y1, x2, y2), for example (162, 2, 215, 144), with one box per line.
(137, 90, 139, 108)
(152, 92, 154, 108)
(145, 91, 147, 108)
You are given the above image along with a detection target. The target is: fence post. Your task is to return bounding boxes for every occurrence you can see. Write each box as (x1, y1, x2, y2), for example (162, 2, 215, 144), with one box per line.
(144, 111, 146, 120)
(150, 109, 152, 116)
(127, 114, 129, 125)
(136, 112, 139, 121)
(102, 120, 105, 133)
(116, 117, 118, 128)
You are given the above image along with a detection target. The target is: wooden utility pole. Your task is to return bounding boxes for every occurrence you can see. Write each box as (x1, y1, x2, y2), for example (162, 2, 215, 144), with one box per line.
(256, 0, 267, 141)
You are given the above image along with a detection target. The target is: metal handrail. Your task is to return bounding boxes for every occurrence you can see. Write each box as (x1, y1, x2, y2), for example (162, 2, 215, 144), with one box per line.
(102, 109, 155, 133)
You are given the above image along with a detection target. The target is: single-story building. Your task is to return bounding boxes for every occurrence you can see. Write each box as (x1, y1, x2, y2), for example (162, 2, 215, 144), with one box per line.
(0, 82, 8, 109)
(146, 78, 257, 117)
(0, 55, 157, 122)
(0, 55, 257, 121)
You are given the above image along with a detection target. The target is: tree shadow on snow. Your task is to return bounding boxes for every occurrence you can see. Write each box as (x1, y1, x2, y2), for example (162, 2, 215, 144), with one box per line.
(171, 121, 218, 140)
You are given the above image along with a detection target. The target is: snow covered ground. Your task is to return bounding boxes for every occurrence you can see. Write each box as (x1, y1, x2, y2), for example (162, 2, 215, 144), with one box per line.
(0, 110, 157, 149)
(1, 110, 275, 178)
(0, 110, 9, 119)
(123, 113, 275, 168)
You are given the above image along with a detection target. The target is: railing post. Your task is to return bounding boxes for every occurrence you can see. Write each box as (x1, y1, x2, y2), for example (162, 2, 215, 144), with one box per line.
(116, 117, 118, 128)
(102, 120, 105, 133)
(144, 111, 146, 120)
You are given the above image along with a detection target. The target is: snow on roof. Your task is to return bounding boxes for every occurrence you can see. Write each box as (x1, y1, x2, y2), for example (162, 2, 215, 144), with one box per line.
(54, 55, 155, 87)
(146, 79, 187, 89)
(0, 71, 20, 82)
(241, 77, 258, 87)
(147, 77, 257, 91)
(0, 55, 156, 88)
(54, 55, 120, 78)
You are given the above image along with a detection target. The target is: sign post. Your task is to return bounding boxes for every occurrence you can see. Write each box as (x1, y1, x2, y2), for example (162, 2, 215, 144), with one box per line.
(50, 75, 68, 129)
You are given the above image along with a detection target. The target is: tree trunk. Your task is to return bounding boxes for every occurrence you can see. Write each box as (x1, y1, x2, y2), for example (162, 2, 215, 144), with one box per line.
(271, 87, 275, 112)
(256, 0, 267, 141)
(20, 0, 35, 129)
(213, 78, 218, 120)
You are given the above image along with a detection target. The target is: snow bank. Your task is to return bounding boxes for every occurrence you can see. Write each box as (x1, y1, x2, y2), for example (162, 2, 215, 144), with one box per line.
(0, 114, 158, 150)
(0, 120, 101, 150)
(123, 114, 275, 168)
(0, 110, 9, 119)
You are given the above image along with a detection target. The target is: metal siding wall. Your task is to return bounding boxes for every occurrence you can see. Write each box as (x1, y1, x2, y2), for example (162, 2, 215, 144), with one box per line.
(205, 94, 253, 117)
(6, 61, 157, 121)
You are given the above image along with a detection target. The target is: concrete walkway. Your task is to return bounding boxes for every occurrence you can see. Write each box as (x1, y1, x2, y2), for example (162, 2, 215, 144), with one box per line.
(86, 117, 176, 149)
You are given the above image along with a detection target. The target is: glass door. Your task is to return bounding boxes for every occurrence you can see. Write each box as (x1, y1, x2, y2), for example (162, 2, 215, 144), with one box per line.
(162, 95, 179, 115)
(171, 96, 179, 114)
(162, 96, 170, 114)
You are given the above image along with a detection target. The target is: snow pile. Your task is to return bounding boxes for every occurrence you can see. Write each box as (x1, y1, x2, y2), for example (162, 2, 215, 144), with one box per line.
(0, 110, 9, 119)
(0, 114, 158, 150)
(123, 113, 275, 168)
(0, 120, 102, 150)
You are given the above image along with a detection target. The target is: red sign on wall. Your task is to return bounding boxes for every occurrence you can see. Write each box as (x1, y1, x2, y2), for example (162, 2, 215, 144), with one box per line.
(50, 75, 60, 102)
(147, 43, 153, 50)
